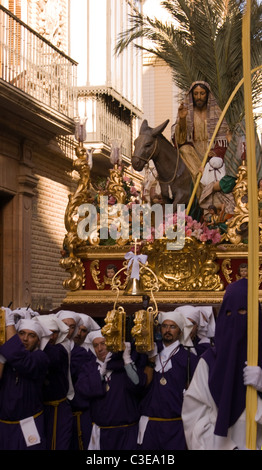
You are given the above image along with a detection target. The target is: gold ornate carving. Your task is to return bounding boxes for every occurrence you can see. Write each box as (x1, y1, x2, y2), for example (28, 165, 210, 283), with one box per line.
(224, 160, 249, 244)
(131, 309, 156, 353)
(60, 255, 85, 291)
(106, 164, 127, 205)
(0, 308, 5, 346)
(99, 164, 130, 247)
(61, 288, 228, 305)
(90, 260, 105, 290)
(142, 237, 224, 291)
(221, 258, 233, 284)
(101, 306, 126, 352)
(63, 144, 95, 255)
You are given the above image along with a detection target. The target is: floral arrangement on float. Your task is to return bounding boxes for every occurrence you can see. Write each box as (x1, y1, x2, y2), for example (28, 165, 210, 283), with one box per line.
(82, 171, 222, 248)
(149, 212, 222, 245)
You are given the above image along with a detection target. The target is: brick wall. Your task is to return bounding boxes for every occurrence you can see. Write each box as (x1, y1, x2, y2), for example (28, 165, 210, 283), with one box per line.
(31, 150, 76, 309)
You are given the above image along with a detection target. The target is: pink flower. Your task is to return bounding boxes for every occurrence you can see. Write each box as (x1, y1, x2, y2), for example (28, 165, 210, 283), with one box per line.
(209, 230, 221, 244)
(185, 228, 193, 237)
(153, 213, 222, 245)
(200, 233, 208, 242)
(185, 216, 194, 228)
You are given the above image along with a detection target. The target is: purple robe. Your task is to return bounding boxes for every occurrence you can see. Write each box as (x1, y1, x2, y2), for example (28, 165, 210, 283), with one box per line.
(69, 344, 93, 450)
(139, 344, 199, 450)
(75, 352, 146, 450)
(0, 334, 49, 450)
(203, 278, 262, 436)
(42, 342, 73, 450)
(194, 337, 212, 356)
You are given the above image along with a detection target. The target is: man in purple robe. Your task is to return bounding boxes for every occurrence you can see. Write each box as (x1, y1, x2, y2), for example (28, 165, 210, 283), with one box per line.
(36, 314, 74, 450)
(182, 278, 262, 450)
(0, 310, 51, 450)
(74, 330, 147, 450)
(69, 314, 100, 450)
(137, 310, 199, 450)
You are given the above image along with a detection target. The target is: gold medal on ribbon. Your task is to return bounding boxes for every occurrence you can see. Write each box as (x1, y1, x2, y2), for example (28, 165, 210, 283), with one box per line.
(160, 376, 167, 385)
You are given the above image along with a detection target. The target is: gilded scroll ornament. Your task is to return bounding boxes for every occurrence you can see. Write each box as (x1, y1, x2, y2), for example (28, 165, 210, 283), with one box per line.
(90, 260, 105, 290)
(60, 255, 86, 291)
(221, 258, 233, 284)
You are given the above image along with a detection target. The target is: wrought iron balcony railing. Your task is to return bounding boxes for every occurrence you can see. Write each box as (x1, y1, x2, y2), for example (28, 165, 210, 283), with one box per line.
(0, 5, 77, 118)
(77, 90, 136, 160)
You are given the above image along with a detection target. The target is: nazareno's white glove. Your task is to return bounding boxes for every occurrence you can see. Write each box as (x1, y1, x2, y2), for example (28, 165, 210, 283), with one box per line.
(99, 352, 112, 377)
(123, 342, 132, 365)
(243, 365, 262, 392)
(2, 307, 14, 327)
(147, 342, 157, 359)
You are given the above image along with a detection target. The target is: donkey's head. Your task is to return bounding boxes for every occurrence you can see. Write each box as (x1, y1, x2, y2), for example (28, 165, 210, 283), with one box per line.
(132, 119, 169, 172)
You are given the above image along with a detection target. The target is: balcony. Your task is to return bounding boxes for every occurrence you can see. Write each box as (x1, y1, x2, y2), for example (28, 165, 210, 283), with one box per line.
(76, 86, 143, 177)
(0, 5, 77, 137)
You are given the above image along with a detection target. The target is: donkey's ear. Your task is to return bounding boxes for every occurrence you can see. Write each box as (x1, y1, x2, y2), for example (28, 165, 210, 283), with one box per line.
(152, 119, 170, 137)
(139, 119, 149, 134)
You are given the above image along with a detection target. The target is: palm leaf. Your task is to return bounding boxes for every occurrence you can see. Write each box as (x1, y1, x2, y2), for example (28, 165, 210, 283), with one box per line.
(115, 0, 262, 130)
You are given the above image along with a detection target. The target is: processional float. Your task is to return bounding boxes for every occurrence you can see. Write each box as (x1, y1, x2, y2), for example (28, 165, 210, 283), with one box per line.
(57, 0, 261, 450)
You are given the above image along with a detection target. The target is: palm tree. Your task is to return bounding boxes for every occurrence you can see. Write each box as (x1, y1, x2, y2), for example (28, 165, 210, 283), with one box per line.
(116, 0, 262, 131)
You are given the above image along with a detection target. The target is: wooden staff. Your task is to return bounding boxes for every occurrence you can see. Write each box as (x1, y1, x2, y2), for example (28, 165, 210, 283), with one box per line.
(242, 0, 259, 450)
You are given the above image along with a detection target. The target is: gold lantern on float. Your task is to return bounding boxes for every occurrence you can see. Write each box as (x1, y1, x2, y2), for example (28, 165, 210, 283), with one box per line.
(131, 308, 155, 354)
(102, 239, 159, 353)
(101, 306, 126, 353)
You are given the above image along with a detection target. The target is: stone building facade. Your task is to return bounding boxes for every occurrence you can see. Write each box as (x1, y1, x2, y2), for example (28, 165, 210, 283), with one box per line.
(0, 2, 77, 309)
(0, 0, 143, 309)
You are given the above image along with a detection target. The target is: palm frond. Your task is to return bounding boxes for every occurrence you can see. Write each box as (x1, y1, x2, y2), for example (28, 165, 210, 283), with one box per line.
(115, 0, 262, 130)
